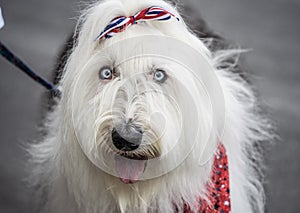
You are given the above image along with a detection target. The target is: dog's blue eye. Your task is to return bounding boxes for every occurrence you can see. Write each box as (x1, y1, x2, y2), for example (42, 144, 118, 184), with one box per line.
(153, 69, 167, 83)
(99, 67, 113, 80)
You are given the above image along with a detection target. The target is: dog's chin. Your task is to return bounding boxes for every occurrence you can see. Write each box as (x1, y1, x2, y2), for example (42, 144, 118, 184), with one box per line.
(115, 155, 147, 184)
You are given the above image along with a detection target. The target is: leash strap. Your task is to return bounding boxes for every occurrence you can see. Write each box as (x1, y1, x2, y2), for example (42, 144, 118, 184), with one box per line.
(0, 41, 61, 97)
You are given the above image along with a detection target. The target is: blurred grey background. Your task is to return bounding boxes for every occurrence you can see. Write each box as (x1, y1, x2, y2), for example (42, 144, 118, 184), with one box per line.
(0, 0, 299, 212)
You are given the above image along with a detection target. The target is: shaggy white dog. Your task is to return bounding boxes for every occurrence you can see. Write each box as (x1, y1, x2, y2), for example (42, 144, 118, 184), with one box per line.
(29, 0, 271, 212)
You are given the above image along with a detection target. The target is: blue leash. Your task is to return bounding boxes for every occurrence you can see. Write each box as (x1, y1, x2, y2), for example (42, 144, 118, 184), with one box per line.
(0, 41, 61, 97)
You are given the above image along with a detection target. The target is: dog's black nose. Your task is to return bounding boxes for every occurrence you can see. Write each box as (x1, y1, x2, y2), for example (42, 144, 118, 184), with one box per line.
(112, 124, 143, 151)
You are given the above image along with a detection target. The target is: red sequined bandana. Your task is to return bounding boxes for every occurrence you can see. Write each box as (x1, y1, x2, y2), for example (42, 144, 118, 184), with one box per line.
(182, 144, 231, 213)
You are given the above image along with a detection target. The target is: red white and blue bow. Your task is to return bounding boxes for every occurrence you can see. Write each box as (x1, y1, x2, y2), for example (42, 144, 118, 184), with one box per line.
(96, 6, 180, 40)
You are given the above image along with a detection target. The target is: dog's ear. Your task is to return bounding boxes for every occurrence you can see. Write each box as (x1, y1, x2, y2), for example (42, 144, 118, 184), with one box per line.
(178, 1, 219, 39)
(166, 0, 178, 6)
(179, 1, 247, 82)
(44, 34, 74, 109)
(54, 34, 77, 85)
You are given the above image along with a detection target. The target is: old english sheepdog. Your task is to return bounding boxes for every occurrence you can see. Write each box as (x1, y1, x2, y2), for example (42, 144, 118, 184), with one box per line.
(29, 0, 272, 212)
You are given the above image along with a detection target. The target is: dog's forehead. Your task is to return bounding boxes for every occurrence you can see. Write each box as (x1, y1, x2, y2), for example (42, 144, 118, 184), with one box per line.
(116, 58, 152, 75)
(98, 31, 174, 76)
(95, 25, 204, 79)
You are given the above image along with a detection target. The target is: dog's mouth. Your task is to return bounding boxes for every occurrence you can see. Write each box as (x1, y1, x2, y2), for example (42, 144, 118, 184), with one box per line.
(115, 155, 147, 184)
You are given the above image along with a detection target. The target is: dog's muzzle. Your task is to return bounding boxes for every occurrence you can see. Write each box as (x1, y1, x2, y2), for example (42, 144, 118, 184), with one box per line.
(111, 122, 147, 184)
(112, 122, 143, 152)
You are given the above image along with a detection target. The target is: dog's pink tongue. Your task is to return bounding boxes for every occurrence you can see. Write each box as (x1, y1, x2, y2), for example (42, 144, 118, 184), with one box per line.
(115, 156, 146, 184)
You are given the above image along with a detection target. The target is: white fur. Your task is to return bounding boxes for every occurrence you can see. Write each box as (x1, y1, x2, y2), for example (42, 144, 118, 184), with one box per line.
(29, 0, 272, 212)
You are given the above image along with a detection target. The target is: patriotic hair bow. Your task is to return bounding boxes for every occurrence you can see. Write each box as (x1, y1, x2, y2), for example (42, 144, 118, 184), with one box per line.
(96, 6, 180, 40)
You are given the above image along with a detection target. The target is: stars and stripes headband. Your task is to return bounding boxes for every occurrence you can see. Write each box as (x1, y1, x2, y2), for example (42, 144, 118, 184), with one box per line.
(96, 6, 180, 40)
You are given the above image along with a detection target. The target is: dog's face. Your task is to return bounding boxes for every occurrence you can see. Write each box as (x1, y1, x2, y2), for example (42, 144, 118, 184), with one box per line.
(62, 1, 224, 186)
(69, 38, 192, 183)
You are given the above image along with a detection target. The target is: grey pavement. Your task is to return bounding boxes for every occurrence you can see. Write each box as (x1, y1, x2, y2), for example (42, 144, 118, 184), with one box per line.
(0, 0, 299, 212)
